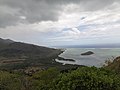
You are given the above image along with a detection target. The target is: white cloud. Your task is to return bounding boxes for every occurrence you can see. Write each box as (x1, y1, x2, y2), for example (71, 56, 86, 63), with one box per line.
(19, 16, 26, 20)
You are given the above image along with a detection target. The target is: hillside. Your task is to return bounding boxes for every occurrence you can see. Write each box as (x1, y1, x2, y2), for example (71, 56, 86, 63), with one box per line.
(0, 38, 14, 48)
(105, 56, 120, 73)
(0, 38, 14, 44)
(0, 41, 61, 58)
(0, 38, 65, 71)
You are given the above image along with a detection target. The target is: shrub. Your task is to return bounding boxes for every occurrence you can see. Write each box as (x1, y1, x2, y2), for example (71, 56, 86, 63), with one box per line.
(51, 67, 120, 90)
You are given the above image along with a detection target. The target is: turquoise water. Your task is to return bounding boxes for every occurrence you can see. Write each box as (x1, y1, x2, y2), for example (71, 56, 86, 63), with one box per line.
(55, 48, 120, 67)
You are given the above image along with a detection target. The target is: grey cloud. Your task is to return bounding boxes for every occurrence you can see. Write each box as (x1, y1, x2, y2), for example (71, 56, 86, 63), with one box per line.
(0, 0, 119, 27)
(0, 0, 63, 27)
(0, 5, 20, 27)
(0, 13, 18, 27)
(80, 0, 114, 11)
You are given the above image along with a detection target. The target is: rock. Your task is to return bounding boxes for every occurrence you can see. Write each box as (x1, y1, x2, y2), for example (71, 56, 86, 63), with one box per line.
(81, 51, 94, 55)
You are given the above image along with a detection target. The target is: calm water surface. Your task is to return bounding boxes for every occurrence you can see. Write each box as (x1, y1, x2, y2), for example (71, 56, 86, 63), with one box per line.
(55, 48, 120, 67)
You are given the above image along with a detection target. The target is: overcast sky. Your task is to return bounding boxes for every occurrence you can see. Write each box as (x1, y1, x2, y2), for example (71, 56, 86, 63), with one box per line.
(0, 0, 120, 46)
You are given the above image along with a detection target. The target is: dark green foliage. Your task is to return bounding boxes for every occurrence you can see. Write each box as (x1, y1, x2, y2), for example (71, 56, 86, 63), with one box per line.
(30, 68, 60, 90)
(51, 67, 120, 90)
(0, 65, 120, 90)
(0, 71, 23, 90)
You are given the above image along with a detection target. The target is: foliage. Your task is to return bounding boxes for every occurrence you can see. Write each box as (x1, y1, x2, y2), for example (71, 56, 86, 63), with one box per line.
(30, 68, 60, 90)
(0, 67, 120, 90)
(51, 67, 120, 90)
(0, 71, 23, 90)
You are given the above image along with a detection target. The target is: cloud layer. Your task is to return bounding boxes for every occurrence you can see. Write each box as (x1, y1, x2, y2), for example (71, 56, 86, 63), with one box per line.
(0, 0, 120, 46)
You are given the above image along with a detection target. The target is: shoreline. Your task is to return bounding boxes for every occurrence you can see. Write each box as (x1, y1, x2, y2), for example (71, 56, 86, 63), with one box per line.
(57, 48, 75, 62)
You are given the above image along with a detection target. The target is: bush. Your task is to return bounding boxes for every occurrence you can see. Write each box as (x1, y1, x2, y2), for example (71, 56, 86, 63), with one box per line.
(0, 71, 23, 90)
(51, 67, 120, 90)
(30, 68, 60, 90)
(1, 67, 120, 90)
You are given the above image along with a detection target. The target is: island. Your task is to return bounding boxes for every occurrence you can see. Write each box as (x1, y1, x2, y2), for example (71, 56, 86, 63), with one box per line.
(57, 56, 75, 62)
(81, 51, 94, 55)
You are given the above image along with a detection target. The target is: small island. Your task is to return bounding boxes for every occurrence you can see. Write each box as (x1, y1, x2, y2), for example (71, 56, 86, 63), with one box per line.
(57, 56, 75, 62)
(81, 51, 94, 55)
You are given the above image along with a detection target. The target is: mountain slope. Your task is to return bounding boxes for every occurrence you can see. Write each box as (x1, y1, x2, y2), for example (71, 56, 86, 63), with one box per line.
(0, 38, 14, 44)
(0, 38, 62, 70)
(0, 38, 14, 48)
(0, 41, 61, 58)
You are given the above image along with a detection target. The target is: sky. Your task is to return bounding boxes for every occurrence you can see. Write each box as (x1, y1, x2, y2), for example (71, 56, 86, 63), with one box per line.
(0, 0, 120, 46)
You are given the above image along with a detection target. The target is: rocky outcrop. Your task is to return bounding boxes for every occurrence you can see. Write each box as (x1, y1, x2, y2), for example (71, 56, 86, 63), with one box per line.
(81, 51, 94, 55)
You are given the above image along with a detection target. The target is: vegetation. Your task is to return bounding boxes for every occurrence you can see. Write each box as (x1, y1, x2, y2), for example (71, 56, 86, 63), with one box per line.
(0, 71, 24, 90)
(1, 66, 120, 90)
(52, 67, 120, 90)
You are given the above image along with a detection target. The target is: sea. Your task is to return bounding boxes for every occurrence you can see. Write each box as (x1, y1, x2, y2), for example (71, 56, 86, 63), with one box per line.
(55, 48, 120, 67)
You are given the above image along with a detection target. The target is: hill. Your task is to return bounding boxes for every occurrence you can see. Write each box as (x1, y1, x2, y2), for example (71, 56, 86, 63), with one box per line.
(105, 56, 120, 73)
(0, 38, 80, 71)
(0, 38, 14, 48)
(0, 38, 14, 44)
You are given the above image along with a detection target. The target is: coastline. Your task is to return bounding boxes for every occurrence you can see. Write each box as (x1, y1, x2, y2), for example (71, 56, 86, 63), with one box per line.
(56, 48, 75, 62)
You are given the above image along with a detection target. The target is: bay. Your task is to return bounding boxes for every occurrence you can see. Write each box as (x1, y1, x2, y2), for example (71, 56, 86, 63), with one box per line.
(55, 48, 120, 67)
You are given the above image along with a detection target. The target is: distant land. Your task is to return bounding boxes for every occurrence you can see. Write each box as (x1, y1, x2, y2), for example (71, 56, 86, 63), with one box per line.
(0, 38, 80, 73)
(54, 43, 120, 48)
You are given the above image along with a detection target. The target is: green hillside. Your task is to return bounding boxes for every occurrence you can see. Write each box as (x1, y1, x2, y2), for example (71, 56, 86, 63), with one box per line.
(0, 38, 64, 70)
